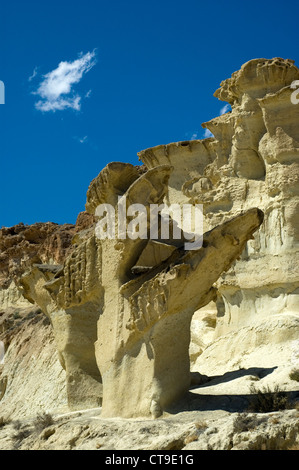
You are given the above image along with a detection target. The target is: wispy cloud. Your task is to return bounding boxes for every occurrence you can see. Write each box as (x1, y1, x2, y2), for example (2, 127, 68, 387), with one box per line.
(34, 50, 97, 112)
(28, 66, 38, 82)
(190, 132, 198, 140)
(73, 135, 98, 151)
(74, 135, 88, 144)
(220, 103, 231, 115)
(203, 128, 214, 138)
(184, 131, 200, 141)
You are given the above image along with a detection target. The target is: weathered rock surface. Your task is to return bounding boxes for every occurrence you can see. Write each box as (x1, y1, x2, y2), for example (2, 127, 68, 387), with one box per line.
(0, 212, 97, 416)
(19, 163, 263, 417)
(0, 211, 95, 295)
(1, 57, 299, 449)
(0, 305, 67, 419)
(0, 406, 298, 450)
(0, 222, 73, 291)
(138, 58, 299, 384)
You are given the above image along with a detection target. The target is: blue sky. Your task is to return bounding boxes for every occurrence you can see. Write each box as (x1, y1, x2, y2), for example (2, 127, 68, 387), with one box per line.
(1, 0, 299, 227)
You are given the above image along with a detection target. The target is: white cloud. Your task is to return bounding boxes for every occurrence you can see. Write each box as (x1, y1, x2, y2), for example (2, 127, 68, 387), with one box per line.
(34, 50, 97, 112)
(203, 128, 214, 138)
(220, 103, 231, 115)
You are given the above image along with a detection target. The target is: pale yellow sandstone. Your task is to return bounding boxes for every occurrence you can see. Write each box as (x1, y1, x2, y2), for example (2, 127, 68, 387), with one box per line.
(1, 57, 298, 424)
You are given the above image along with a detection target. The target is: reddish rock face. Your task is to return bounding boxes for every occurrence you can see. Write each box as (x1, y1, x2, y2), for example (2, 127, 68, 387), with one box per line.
(0, 212, 95, 290)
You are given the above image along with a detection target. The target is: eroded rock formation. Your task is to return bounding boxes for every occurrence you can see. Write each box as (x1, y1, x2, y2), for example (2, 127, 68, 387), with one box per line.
(0, 212, 95, 293)
(1, 57, 298, 422)
(20, 167, 263, 417)
(139, 57, 299, 379)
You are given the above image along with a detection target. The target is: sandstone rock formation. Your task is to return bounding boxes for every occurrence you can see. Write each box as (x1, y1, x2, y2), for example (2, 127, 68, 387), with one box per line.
(0, 305, 67, 419)
(0, 213, 97, 415)
(1, 57, 299, 428)
(1, 407, 298, 450)
(19, 161, 263, 417)
(89, 171, 262, 418)
(0, 212, 95, 299)
(139, 58, 299, 382)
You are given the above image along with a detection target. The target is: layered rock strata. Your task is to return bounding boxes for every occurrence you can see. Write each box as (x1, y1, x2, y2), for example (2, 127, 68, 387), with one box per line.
(138, 58, 299, 374)
(1, 57, 298, 420)
(20, 161, 263, 417)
